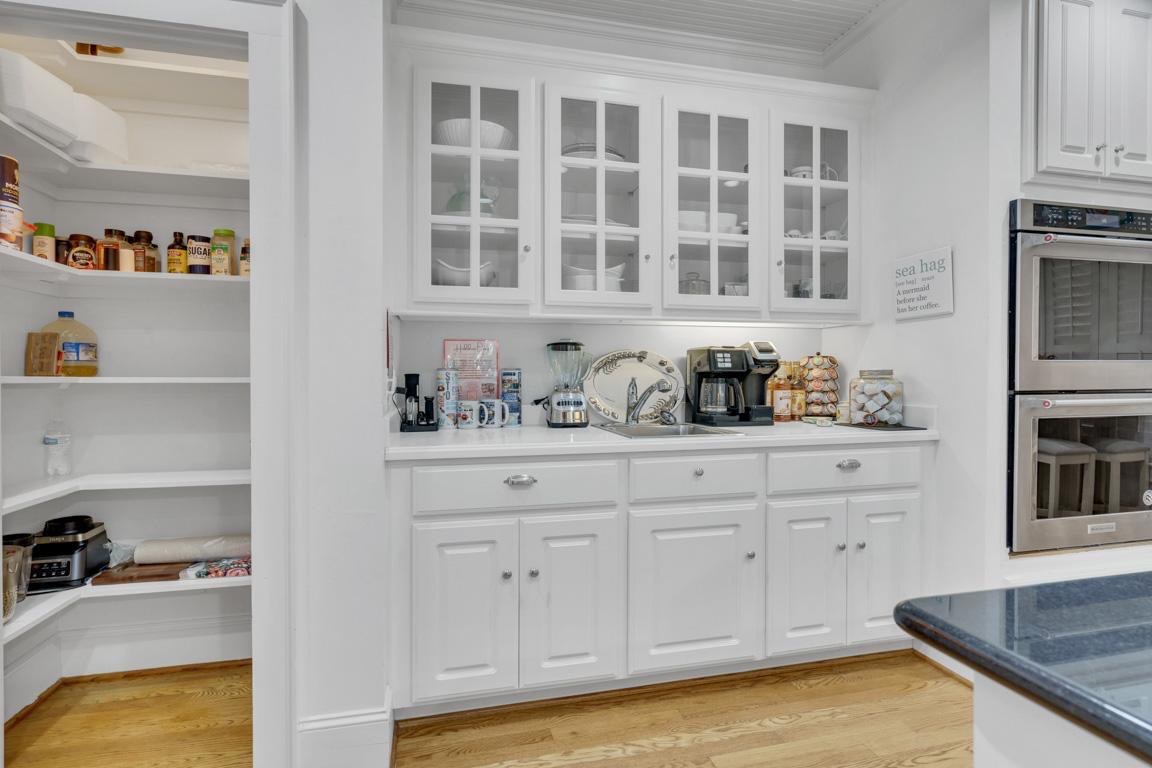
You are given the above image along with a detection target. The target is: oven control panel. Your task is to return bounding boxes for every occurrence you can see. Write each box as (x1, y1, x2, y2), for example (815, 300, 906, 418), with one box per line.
(1029, 202, 1152, 235)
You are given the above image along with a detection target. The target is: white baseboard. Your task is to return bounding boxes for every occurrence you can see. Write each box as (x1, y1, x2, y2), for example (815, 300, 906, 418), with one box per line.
(297, 687, 394, 768)
(912, 639, 974, 683)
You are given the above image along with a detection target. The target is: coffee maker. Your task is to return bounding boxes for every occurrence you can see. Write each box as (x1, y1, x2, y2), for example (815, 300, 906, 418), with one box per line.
(686, 342, 779, 425)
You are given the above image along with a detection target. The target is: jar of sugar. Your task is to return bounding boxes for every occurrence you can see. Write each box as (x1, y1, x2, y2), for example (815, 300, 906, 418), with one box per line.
(849, 369, 903, 426)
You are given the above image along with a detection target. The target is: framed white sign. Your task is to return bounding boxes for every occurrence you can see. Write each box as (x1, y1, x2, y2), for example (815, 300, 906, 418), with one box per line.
(894, 247, 954, 321)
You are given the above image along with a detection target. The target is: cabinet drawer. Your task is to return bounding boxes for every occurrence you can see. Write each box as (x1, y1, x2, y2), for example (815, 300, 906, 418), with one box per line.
(630, 454, 760, 502)
(767, 447, 920, 495)
(413, 461, 619, 513)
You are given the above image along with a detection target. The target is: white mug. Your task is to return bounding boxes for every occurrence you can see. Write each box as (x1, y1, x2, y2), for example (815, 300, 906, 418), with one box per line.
(456, 400, 481, 429)
(480, 399, 510, 428)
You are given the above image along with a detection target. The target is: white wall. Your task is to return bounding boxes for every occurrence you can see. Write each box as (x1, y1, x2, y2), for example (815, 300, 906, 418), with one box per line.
(822, 0, 994, 595)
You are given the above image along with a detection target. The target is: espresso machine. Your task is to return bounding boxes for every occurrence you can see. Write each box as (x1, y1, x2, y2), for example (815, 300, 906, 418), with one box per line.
(686, 342, 779, 425)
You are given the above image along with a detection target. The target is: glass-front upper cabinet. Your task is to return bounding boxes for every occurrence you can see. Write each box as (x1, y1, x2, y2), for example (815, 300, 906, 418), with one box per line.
(773, 118, 859, 313)
(414, 71, 535, 302)
(662, 97, 763, 310)
(545, 86, 659, 306)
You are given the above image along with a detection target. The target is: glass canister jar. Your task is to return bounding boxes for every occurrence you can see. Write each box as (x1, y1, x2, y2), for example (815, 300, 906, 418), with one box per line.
(3, 545, 20, 623)
(849, 369, 904, 426)
(2, 533, 32, 603)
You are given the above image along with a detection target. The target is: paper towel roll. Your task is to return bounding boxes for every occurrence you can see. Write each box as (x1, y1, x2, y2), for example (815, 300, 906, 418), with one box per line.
(133, 535, 251, 565)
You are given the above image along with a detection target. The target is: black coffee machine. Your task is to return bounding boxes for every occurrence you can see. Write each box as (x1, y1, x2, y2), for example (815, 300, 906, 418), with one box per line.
(686, 342, 780, 425)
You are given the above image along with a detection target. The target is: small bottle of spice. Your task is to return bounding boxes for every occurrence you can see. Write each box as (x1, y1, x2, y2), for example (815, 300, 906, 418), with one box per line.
(132, 231, 154, 272)
(32, 223, 55, 260)
(167, 232, 188, 274)
(117, 230, 134, 272)
(54, 237, 68, 265)
(187, 234, 211, 275)
(66, 234, 97, 270)
(239, 237, 250, 277)
(210, 228, 235, 276)
(97, 228, 121, 271)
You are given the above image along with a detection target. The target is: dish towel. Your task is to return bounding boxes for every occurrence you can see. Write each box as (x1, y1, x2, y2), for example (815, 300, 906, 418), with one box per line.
(180, 557, 252, 580)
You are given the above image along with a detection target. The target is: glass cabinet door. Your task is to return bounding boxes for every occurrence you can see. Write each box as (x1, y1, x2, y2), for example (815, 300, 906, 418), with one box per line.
(774, 120, 857, 313)
(417, 73, 534, 301)
(545, 86, 657, 306)
(663, 100, 760, 309)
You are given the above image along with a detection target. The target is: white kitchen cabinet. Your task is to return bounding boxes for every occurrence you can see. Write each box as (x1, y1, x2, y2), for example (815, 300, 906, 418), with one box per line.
(766, 498, 848, 654)
(847, 493, 922, 644)
(766, 493, 920, 654)
(771, 117, 859, 313)
(662, 95, 763, 310)
(413, 69, 536, 303)
(412, 519, 519, 699)
(519, 513, 622, 687)
(629, 504, 764, 673)
(544, 84, 660, 307)
(1109, 0, 1152, 180)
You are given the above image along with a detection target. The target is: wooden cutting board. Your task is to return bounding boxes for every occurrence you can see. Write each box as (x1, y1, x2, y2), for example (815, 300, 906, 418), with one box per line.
(91, 561, 193, 585)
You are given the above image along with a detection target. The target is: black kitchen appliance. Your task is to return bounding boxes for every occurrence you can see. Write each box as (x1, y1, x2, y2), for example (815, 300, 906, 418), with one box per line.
(686, 342, 779, 425)
(396, 372, 437, 432)
(28, 515, 110, 593)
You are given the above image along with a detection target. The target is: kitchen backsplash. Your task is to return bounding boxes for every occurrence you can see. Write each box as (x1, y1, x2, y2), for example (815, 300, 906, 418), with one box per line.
(392, 320, 823, 427)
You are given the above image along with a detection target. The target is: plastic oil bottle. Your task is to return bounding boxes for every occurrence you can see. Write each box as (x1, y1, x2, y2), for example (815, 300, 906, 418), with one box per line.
(40, 311, 98, 376)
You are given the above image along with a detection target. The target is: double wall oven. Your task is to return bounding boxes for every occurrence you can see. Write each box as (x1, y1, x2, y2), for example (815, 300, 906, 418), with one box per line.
(1010, 200, 1152, 552)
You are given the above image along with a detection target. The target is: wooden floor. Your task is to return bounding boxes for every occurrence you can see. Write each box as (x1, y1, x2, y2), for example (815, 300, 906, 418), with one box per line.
(394, 651, 973, 768)
(4, 661, 252, 768)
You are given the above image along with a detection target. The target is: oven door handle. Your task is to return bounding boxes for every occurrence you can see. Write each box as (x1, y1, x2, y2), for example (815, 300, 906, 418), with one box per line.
(1035, 397, 1152, 409)
(1020, 232, 1152, 251)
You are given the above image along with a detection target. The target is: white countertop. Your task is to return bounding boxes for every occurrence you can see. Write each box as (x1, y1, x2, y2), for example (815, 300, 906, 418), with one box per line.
(385, 422, 940, 461)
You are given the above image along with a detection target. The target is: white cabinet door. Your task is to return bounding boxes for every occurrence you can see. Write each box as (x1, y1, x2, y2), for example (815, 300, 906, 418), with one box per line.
(412, 519, 518, 700)
(662, 95, 763, 311)
(1109, 0, 1152, 179)
(414, 69, 536, 303)
(544, 84, 660, 307)
(629, 504, 764, 673)
(766, 498, 847, 654)
(519, 513, 623, 687)
(846, 493, 921, 644)
(1038, 0, 1108, 175)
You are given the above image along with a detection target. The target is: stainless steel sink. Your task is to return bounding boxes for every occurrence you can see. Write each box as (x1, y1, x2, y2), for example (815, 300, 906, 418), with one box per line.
(595, 423, 742, 438)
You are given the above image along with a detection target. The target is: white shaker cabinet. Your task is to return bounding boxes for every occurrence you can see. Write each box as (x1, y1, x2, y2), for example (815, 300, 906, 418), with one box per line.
(412, 519, 519, 700)
(766, 498, 848, 654)
(544, 85, 660, 307)
(629, 504, 765, 673)
(1038, 0, 1109, 176)
(519, 513, 623, 687)
(662, 96, 763, 310)
(846, 493, 922, 644)
(1109, 0, 1152, 180)
(414, 70, 536, 302)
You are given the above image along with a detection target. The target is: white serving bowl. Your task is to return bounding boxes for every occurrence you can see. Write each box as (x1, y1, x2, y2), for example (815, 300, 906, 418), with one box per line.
(562, 262, 627, 279)
(433, 118, 514, 149)
(563, 274, 597, 291)
(435, 259, 495, 286)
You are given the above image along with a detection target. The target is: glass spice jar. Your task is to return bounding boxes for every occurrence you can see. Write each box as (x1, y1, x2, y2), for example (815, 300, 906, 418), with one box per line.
(849, 369, 904, 426)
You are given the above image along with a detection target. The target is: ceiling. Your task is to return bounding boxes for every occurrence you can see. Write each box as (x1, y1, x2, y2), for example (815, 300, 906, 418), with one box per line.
(395, 0, 894, 66)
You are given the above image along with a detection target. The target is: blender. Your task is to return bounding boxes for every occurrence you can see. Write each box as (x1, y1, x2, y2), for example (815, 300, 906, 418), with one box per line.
(542, 340, 592, 428)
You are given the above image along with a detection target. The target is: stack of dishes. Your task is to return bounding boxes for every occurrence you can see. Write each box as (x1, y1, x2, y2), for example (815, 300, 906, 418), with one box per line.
(434, 259, 496, 287)
(563, 262, 627, 291)
(562, 143, 627, 162)
(433, 119, 515, 150)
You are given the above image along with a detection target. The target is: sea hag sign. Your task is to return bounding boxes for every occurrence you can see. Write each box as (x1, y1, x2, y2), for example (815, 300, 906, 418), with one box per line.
(894, 247, 953, 320)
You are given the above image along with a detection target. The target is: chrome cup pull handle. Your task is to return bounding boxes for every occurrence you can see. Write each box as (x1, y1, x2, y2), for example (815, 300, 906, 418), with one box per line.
(504, 474, 538, 487)
(836, 459, 861, 471)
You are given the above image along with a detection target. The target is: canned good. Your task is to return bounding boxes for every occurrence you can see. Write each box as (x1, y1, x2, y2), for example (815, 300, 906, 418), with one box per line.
(435, 368, 459, 428)
(1, 155, 18, 206)
(0, 202, 22, 247)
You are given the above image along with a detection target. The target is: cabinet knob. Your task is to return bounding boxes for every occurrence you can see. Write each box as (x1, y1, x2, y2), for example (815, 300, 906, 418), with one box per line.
(669, 253, 677, 265)
(523, 245, 532, 253)
(856, 541, 867, 550)
(694, 468, 705, 477)
(644, 253, 651, 262)
(745, 551, 757, 560)
(836, 543, 847, 552)
(1115, 144, 1127, 155)
(1096, 143, 1108, 152)
(836, 458, 862, 471)
(502, 570, 513, 580)
(504, 474, 538, 487)
(528, 568, 539, 578)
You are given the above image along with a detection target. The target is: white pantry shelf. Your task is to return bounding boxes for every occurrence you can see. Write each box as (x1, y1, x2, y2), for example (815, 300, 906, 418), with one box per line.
(3, 576, 253, 645)
(2, 469, 252, 515)
(0, 243, 250, 297)
(1, 376, 250, 387)
(0, 112, 249, 199)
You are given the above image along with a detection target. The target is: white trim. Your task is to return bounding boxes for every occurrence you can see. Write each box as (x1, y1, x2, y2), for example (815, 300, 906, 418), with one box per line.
(912, 640, 974, 683)
(297, 691, 393, 733)
(822, 0, 913, 68)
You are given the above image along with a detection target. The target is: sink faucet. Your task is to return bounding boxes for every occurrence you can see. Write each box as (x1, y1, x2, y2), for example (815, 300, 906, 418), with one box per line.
(626, 378, 673, 424)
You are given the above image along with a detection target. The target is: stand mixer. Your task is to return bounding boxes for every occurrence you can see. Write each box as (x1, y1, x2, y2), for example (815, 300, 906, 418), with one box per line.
(541, 340, 592, 428)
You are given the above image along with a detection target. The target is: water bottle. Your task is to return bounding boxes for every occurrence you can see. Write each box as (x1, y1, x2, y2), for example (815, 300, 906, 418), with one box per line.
(43, 418, 72, 477)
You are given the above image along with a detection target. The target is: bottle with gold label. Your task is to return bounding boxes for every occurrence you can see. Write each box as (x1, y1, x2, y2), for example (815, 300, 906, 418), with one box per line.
(167, 232, 188, 274)
(769, 363, 794, 423)
(790, 361, 807, 419)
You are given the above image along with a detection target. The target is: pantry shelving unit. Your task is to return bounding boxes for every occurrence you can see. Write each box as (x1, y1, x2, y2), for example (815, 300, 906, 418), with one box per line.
(2, 469, 252, 515)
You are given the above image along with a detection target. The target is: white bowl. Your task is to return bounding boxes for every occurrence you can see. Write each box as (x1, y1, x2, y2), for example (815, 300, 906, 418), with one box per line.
(605, 276, 624, 292)
(433, 118, 514, 149)
(562, 262, 627, 279)
(788, 165, 814, 178)
(435, 259, 495, 286)
(678, 211, 708, 231)
(563, 274, 597, 291)
(717, 212, 738, 231)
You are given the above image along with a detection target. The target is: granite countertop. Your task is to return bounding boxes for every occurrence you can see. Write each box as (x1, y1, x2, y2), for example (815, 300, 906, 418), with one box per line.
(385, 422, 939, 461)
(896, 572, 1152, 759)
